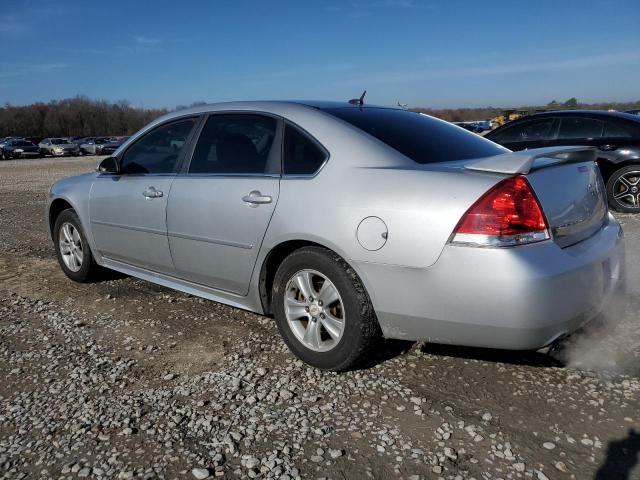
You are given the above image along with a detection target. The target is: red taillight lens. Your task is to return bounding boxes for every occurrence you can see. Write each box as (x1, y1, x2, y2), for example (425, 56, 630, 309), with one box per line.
(452, 176, 550, 247)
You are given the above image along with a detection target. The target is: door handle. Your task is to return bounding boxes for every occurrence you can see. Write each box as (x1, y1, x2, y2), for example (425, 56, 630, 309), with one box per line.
(142, 186, 164, 199)
(598, 144, 617, 151)
(242, 190, 272, 206)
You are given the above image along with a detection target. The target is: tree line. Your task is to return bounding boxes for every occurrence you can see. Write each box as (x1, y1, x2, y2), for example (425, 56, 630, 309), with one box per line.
(0, 96, 169, 138)
(2, 96, 639, 138)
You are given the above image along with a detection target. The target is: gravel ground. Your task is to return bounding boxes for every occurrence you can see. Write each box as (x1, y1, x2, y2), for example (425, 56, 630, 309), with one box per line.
(1, 156, 639, 480)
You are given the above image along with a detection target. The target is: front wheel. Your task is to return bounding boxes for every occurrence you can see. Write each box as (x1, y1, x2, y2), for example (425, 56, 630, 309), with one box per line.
(272, 246, 381, 371)
(53, 209, 102, 282)
(606, 165, 640, 213)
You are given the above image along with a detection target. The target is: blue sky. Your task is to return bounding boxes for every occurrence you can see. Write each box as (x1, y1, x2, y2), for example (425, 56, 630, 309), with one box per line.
(1, 0, 639, 109)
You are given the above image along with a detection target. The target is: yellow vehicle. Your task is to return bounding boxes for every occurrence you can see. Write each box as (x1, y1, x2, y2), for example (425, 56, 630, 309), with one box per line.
(491, 109, 544, 128)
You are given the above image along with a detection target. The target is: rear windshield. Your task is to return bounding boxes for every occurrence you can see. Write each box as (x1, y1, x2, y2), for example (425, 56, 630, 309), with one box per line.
(324, 107, 507, 164)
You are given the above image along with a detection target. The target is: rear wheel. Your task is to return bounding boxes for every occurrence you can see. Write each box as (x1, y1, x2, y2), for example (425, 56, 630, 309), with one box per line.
(272, 246, 381, 371)
(606, 165, 640, 213)
(54, 209, 102, 282)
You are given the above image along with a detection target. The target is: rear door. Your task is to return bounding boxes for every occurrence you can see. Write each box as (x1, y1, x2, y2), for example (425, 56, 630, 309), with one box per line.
(89, 117, 198, 274)
(598, 119, 638, 160)
(166, 113, 281, 295)
(548, 116, 604, 149)
(488, 117, 556, 151)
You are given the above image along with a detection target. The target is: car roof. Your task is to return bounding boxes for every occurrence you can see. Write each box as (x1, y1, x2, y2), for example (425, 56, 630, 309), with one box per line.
(158, 100, 399, 119)
(510, 109, 640, 122)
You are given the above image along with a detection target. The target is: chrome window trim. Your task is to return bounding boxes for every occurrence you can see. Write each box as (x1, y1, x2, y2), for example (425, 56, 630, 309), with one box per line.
(96, 173, 178, 179)
(174, 173, 281, 179)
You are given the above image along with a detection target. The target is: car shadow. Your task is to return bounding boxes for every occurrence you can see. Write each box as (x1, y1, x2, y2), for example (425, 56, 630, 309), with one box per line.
(351, 340, 564, 372)
(595, 429, 640, 480)
(418, 342, 564, 368)
(353, 339, 416, 370)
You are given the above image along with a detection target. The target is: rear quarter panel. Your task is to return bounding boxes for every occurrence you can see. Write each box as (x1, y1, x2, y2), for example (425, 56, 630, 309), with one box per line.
(262, 127, 503, 269)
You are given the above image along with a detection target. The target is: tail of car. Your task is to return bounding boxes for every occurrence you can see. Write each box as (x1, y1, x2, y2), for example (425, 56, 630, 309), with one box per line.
(457, 146, 609, 249)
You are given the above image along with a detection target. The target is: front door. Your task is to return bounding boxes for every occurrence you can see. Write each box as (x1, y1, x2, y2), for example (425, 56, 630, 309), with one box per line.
(490, 117, 556, 151)
(167, 113, 281, 295)
(89, 117, 198, 274)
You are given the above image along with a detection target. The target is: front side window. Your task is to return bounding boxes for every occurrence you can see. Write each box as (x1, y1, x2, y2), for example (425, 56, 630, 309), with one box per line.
(492, 119, 554, 143)
(283, 124, 327, 175)
(189, 114, 277, 174)
(557, 118, 603, 139)
(325, 107, 506, 164)
(120, 118, 196, 174)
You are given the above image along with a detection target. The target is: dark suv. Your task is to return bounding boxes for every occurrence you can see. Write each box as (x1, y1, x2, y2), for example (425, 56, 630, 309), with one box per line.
(486, 110, 640, 213)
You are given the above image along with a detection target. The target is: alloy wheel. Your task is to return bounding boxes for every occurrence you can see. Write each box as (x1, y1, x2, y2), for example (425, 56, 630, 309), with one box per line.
(59, 222, 84, 272)
(284, 269, 345, 352)
(613, 170, 640, 209)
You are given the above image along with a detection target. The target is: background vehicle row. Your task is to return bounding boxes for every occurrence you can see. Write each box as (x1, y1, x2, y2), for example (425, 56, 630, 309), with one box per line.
(0, 136, 129, 159)
(485, 110, 640, 213)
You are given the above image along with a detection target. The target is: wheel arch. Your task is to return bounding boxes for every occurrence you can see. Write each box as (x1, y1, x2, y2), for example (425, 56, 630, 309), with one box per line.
(48, 197, 75, 238)
(598, 158, 640, 184)
(258, 239, 362, 316)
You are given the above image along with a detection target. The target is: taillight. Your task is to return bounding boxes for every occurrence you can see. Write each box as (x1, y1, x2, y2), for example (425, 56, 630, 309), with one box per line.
(451, 176, 550, 247)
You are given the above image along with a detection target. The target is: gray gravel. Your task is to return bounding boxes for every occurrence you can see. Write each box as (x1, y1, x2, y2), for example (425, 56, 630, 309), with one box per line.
(1, 157, 639, 479)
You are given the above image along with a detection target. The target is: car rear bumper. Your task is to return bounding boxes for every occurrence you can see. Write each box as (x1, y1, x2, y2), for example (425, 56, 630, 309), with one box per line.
(356, 213, 625, 350)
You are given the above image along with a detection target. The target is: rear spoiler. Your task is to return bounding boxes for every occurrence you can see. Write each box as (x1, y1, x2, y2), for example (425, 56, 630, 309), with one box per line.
(465, 146, 596, 175)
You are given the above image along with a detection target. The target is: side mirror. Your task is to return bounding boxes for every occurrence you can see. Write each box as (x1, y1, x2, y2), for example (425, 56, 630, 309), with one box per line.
(97, 156, 119, 174)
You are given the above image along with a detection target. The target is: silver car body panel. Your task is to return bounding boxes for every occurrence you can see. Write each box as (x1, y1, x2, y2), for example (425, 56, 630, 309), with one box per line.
(47, 101, 625, 351)
(167, 175, 280, 295)
(89, 175, 176, 275)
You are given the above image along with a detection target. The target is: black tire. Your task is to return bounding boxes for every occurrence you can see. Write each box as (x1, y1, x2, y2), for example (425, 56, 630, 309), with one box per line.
(272, 246, 381, 371)
(53, 209, 102, 282)
(606, 165, 640, 213)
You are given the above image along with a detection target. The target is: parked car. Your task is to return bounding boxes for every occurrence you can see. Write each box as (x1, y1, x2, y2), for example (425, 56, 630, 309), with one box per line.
(1, 138, 41, 159)
(100, 136, 130, 155)
(47, 101, 624, 370)
(485, 110, 640, 213)
(81, 137, 114, 155)
(454, 122, 484, 133)
(0, 137, 20, 149)
(39, 138, 80, 157)
(454, 120, 492, 133)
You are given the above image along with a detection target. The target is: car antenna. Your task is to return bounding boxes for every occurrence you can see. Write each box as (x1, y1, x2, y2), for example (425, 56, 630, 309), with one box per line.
(349, 90, 367, 106)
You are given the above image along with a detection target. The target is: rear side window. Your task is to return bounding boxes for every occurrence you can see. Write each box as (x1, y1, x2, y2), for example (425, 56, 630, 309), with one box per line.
(557, 118, 603, 139)
(283, 124, 327, 175)
(189, 114, 278, 174)
(120, 118, 196, 174)
(325, 107, 506, 164)
(491, 119, 554, 143)
(603, 121, 632, 138)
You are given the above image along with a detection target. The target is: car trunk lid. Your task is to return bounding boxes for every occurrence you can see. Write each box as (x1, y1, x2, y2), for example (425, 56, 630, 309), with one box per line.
(465, 146, 608, 248)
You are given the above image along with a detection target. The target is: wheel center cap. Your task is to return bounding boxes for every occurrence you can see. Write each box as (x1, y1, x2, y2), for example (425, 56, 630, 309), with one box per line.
(632, 186, 638, 194)
(309, 304, 322, 316)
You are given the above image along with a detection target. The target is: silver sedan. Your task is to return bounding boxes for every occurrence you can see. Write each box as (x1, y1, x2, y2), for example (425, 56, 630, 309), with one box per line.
(47, 101, 625, 370)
